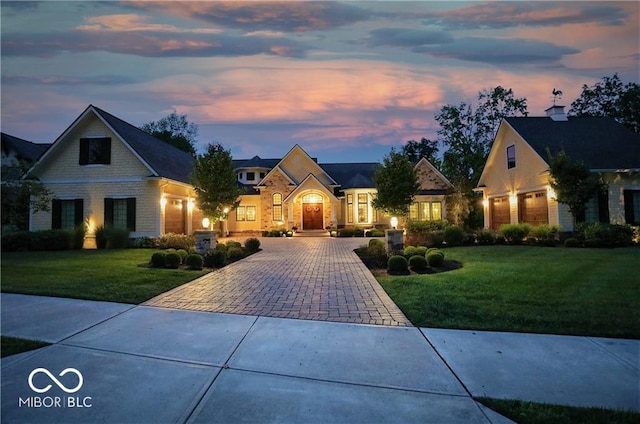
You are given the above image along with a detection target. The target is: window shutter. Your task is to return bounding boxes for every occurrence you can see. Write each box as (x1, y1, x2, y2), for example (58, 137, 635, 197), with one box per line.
(597, 192, 609, 223)
(52, 199, 62, 229)
(126, 198, 136, 231)
(79, 139, 89, 165)
(74, 199, 84, 227)
(623, 190, 635, 224)
(104, 198, 114, 227)
(103, 138, 112, 165)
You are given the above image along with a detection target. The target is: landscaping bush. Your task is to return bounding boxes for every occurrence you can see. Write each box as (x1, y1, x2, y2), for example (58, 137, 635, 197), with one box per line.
(214, 242, 227, 253)
(133, 237, 157, 248)
(414, 246, 428, 256)
(443, 225, 465, 246)
(1, 231, 31, 251)
(338, 228, 355, 237)
(155, 233, 195, 250)
(150, 251, 166, 268)
(71, 224, 86, 250)
(365, 229, 385, 237)
(356, 243, 388, 269)
(368, 238, 385, 249)
(577, 222, 634, 247)
(387, 255, 409, 273)
(408, 255, 428, 271)
(203, 249, 225, 268)
(175, 249, 188, 263)
(226, 241, 242, 249)
(106, 228, 130, 249)
(584, 238, 601, 248)
(426, 249, 445, 267)
(244, 237, 261, 253)
(500, 223, 531, 244)
(268, 229, 283, 237)
(464, 233, 477, 245)
(353, 228, 365, 237)
(564, 238, 580, 248)
(95, 225, 108, 249)
(403, 246, 418, 257)
(185, 253, 204, 270)
(405, 220, 447, 247)
(164, 252, 182, 269)
(29, 229, 73, 251)
(226, 246, 244, 262)
(530, 224, 559, 242)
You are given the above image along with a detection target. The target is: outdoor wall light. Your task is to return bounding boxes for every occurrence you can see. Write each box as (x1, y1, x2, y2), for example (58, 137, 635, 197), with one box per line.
(160, 197, 167, 208)
(202, 217, 210, 229)
(390, 216, 398, 229)
(482, 198, 489, 208)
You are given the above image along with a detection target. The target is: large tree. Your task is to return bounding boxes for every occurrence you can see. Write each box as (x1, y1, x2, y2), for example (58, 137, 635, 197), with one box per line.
(436, 86, 528, 226)
(371, 148, 420, 217)
(569, 74, 640, 133)
(191, 143, 244, 222)
(141, 112, 199, 156)
(548, 150, 606, 225)
(401, 137, 440, 166)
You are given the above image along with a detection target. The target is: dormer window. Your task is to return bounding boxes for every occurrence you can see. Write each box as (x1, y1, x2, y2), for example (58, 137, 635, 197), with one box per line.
(79, 137, 111, 165)
(507, 144, 516, 169)
(246, 172, 255, 181)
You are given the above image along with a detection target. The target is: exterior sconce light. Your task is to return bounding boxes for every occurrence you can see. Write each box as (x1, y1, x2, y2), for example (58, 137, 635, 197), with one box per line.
(202, 217, 210, 229)
(390, 216, 398, 229)
(482, 198, 489, 208)
(160, 197, 168, 208)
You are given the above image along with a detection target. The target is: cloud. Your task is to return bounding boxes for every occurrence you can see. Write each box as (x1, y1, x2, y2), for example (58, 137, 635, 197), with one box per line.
(76, 14, 222, 34)
(423, 2, 628, 29)
(415, 37, 579, 65)
(127, 1, 371, 32)
(367, 28, 452, 47)
(1, 29, 308, 58)
(1, 75, 136, 86)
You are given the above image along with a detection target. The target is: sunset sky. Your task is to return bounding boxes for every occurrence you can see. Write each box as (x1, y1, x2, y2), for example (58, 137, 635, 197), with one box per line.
(2, 1, 638, 163)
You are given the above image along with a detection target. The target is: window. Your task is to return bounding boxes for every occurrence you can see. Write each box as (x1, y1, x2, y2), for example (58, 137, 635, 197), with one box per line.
(52, 199, 83, 229)
(272, 193, 283, 221)
(79, 137, 111, 165)
(506, 145, 516, 169)
(432, 201, 442, 220)
(236, 206, 256, 222)
(420, 202, 431, 221)
(347, 194, 353, 223)
(409, 203, 419, 220)
(357, 193, 368, 223)
(260, 172, 265, 179)
(246, 172, 255, 181)
(104, 198, 136, 231)
(237, 172, 243, 181)
(624, 190, 640, 225)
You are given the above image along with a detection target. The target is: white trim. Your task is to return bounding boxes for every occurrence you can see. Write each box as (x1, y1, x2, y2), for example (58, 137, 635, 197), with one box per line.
(39, 177, 149, 184)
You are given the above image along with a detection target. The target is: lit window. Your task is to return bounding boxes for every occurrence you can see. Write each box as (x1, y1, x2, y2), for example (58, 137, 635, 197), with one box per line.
(357, 193, 368, 223)
(432, 202, 442, 220)
(236, 206, 246, 221)
(507, 145, 516, 169)
(347, 194, 353, 223)
(246, 206, 256, 221)
(272, 193, 283, 221)
(421, 202, 431, 221)
(409, 203, 419, 220)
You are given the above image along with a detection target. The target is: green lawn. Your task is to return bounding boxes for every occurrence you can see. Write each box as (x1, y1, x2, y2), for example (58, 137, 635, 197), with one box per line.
(1, 249, 209, 304)
(1, 336, 50, 358)
(378, 245, 640, 339)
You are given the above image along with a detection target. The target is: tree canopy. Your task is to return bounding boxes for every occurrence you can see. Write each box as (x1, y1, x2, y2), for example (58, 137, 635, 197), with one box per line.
(400, 138, 440, 166)
(190, 143, 244, 222)
(141, 112, 199, 157)
(569, 74, 640, 133)
(371, 148, 419, 217)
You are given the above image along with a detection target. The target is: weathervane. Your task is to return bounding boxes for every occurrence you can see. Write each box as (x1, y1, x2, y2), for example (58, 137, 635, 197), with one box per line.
(552, 88, 563, 105)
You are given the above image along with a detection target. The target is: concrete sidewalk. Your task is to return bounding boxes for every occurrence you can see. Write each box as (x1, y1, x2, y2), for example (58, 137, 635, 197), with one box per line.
(2, 294, 638, 423)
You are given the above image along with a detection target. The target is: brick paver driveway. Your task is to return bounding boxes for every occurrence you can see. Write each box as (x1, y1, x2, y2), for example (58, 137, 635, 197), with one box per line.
(145, 237, 411, 326)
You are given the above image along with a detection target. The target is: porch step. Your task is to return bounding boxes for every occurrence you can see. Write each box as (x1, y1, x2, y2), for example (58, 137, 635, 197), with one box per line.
(293, 230, 330, 237)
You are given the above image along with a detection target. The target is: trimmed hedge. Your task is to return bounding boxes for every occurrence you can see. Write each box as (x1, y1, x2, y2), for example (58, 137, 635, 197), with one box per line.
(185, 253, 204, 270)
(150, 251, 166, 268)
(443, 226, 465, 246)
(500, 224, 531, 244)
(387, 255, 409, 273)
(164, 252, 182, 269)
(244, 238, 261, 253)
(408, 255, 428, 271)
(426, 249, 445, 267)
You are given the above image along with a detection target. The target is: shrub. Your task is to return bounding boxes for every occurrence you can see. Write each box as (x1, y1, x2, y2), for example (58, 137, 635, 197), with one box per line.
(164, 252, 182, 269)
(500, 223, 531, 244)
(365, 229, 385, 237)
(414, 246, 428, 256)
(134, 237, 157, 248)
(95, 225, 108, 249)
(476, 228, 496, 245)
(584, 238, 601, 248)
(185, 253, 204, 270)
(426, 249, 445, 267)
(443, 226, 465, 246)
(269, 229, 283, 237)
(244, 237, 261, 253)
(387, 255, 409, 273)
(71, 224, 86, 250)
(564, 238, 580, 248)
(214, 242, 227, 253)
(408, 255, 428, 271)
(107, 228, 130, 249)
(155, 233, 195, 250)
(368, 238, 385, 249)
(175, 249, 188, 263)
(226, 246, 244, 262)
(30, 229, 73, 251)
(405, 220, 447, 247)
(226, 241, 242, 249)
(338, 228, 355, 237)
(1, 231, 31, 251)
(150, 251, 166, 268)
(203, 250, 226, 268)
(578, 223, 634, 247)
(357, 243, 388, 269)
(403, 246, 418, 257)
(353, 228, 365, 237)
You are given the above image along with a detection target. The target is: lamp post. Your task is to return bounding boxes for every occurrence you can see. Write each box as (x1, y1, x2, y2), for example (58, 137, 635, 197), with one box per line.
(390, 216, 398, 230)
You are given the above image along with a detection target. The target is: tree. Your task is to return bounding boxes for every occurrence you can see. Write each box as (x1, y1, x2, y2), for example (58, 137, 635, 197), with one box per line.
(569, 74, 640, 133)
(436, 86, 528, 226)
(191, 143, 244, 222)
(141, 112, 199, 156)
(401, 138, 440, 166)
(371, 148, 420, 217)
(548, 150, 606, 224)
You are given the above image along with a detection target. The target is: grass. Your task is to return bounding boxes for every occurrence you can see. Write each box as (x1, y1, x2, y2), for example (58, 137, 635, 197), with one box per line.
(1, 249, 209, 304)
(477, 397, 640, 424)
(378, 245, 640, 339)
(1, 336, 50, 358)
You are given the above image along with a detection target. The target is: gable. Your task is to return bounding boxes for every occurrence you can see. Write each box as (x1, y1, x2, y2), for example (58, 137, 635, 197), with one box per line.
(414, 158, 452, 193)
(273, 144, 337, 186)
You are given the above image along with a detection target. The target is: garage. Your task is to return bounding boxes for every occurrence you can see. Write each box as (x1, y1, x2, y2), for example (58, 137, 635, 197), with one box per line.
(490, 196, 510, 231)
(164, 199, 187, 234)
(518, 191, 549, 226)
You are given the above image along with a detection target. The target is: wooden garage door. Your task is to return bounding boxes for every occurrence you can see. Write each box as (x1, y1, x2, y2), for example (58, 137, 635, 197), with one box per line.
(165, 199, 186, 234)
(491, 197, 510, 231)
(519, 191, 548, 226)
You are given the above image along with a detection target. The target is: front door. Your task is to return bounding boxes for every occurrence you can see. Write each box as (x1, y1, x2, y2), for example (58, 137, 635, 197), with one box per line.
(303, 203, 323, 230)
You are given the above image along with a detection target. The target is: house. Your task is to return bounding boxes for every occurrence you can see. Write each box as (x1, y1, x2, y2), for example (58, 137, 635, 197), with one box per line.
(476, 105, 640, 232)
(1, 133, 49, 180)
(26, 105, 452, 238)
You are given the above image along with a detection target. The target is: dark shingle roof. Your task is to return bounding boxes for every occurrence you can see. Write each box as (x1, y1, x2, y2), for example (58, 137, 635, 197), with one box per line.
(1, 133, 50, 162)
(92, 106, 195, 183)
(234, 156, 280, 169)
(506, 116, 640, 170)
(320, 163, 379, 188)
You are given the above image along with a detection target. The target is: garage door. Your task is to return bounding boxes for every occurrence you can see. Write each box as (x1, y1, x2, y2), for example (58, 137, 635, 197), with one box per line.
(165, 199, 186, 234)
(490, 197, 510, 231)
(519, 191, 548, 226)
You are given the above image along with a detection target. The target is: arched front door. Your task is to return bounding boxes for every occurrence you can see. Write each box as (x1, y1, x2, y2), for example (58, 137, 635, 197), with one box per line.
(302, 193, 324, 230)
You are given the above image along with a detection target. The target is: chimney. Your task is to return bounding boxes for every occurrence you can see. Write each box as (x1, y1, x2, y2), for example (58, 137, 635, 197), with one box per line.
(545, 105, 568, 121)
